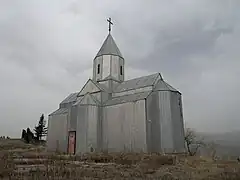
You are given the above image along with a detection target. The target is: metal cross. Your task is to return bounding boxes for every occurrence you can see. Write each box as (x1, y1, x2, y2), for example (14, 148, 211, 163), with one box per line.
(107, 18, 113, 33)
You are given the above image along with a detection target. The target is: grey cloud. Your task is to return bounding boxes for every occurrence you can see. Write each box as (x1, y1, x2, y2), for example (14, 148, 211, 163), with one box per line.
(0, 0, 239, 137)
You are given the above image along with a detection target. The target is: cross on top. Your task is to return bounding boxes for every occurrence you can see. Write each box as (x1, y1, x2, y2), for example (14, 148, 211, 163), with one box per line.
(107, 18, 113, 33)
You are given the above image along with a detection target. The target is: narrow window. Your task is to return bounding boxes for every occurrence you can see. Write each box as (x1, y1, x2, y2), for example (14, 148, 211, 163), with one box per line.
(120, 66, 123, 75)
(97, 64, 100, 74)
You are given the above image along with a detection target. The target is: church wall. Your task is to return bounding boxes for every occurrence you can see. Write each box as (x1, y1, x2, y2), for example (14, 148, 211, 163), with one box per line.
(112, 86, 152, 97)
(119, 58, 124, 81)
(46, 113, 68, 152)
(68, 105, 78, 131)
(75, 105, 99, 154)
(93, 56, 103, 81)
(79, 80, 101, 96)
(157, 91, 174, 153)
(91, 92, 101, 102)
(146, 91, 161, 152)
(111, 55, 119, 79)
(170, 92, 185, 152)
(146, 91, 175, 153)
(102, 55, 111, 79)
(102, 100, 147, 152)
(101, 91, 110, 103)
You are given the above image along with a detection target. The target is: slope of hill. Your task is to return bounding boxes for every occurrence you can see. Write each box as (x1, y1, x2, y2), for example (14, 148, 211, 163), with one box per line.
(199, 131, 240, 157)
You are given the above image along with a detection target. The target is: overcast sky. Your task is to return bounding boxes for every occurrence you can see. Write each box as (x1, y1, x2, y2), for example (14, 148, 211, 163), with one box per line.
(0, 0, 239, 137)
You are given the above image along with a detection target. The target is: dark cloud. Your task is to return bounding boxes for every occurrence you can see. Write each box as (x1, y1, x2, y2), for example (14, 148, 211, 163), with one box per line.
(0, 0, 239, 137)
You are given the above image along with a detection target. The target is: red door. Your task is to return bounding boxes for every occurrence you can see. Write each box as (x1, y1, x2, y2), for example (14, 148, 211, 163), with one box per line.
(68, 131, 76, 154)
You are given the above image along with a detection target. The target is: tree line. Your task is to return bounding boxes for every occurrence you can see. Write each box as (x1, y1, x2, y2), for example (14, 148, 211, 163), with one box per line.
(21, 114, 47, 144)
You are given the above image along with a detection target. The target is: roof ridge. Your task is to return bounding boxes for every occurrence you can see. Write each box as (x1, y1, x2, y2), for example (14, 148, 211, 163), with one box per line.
(123, 72, 159, 82)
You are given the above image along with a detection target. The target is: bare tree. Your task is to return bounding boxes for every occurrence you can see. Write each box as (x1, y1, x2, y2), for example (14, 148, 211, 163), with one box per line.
(184, 128, 205, 156)
(207, 141, 217, 160)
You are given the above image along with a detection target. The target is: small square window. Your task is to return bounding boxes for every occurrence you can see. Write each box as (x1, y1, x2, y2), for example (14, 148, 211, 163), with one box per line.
(97, 64, 100, 74)
(120, 66, 123, 75)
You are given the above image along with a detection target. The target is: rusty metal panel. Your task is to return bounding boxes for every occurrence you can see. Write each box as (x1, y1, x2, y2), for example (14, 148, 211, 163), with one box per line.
(102, 100, 147, 152)
(46, 113, 68, 153)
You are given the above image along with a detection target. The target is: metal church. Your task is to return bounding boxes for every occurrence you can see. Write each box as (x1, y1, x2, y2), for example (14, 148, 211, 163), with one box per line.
(46, 19, 185, 154)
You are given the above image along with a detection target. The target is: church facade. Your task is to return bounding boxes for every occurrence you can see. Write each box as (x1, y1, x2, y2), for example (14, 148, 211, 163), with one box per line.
(46, 24, 185, 154)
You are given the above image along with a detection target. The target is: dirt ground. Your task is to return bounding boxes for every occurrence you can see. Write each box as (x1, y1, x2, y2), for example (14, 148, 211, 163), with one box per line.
(1, 139, 240, 179)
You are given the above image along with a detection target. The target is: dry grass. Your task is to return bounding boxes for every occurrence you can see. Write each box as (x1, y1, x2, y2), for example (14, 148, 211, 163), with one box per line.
(0, 139, 240, 179)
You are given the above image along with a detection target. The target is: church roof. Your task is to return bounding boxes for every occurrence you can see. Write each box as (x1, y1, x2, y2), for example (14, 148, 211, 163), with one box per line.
(104, 91, 151, 106)
(60, 92, 78, 104)
(113, 73, 161, 92)
(49, 108, 68, 116)
(95, 33, 123, 58)
(153, 80, 180, 93)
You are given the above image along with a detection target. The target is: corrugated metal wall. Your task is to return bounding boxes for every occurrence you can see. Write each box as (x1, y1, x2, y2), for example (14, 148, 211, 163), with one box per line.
(75, 105, 99, 154)
(102, 100, 147, 152)
(146, 91, 161, 152)
(79, 80, 100, 96)
(93, 56, 103, 81)
(146, 91, 185, 153)
(111, 55, 119, 79)
(170, 92, 185, 152)
(102, 55, 111, 79)
(146, 91, 173, 153)
(69, 105, 77, 131)
(46, 113, 68, 152)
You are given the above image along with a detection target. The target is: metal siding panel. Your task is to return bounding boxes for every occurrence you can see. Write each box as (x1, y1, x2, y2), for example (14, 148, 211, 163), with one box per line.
(69, 106, 77, 131)
(46, 114, 68, 153)
(79, 80, 100, 96)
(170, 92, 185, 152)
(76, 105, 99, 154)
(94, 56, 103, 81)
(111, 55, 119, 79)
(102, 101, 147, 152)
(146, 91, 161, 152)
(104, 104, 124, 151)
(76, 105, 88, 154)
(105, 91, 151, 106)
(102, 55, 111, 79)
(132, 100, 147, 152)
(91, 92, 101, 102)
(158, 91, 174, 153)
(80, 94, 97, 105)
(114, 73, 160, 92)
(119, 58, 124, 81)
(87, 106, 98, 151)
(97, 106, 103, 151)
(112, 86, 152, 97)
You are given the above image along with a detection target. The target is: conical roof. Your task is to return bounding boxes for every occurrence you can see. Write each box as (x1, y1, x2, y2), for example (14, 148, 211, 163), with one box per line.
(95, 33, 123, 58)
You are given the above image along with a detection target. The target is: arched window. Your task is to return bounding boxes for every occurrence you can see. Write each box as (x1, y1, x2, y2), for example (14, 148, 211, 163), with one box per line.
(97, 64, 100, 74)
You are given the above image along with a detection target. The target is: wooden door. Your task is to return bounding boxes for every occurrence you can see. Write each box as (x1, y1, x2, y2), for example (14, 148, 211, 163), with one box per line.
(68, 131, 76, 154)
